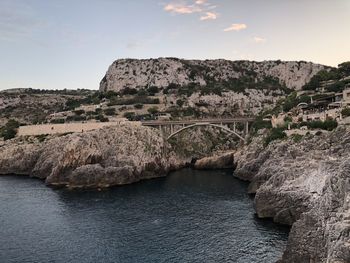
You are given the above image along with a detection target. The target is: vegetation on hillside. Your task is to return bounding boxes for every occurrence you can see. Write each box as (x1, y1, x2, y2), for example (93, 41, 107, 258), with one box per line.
(0, 119, 20, 140)
(303, 62, 350, 92)
(264, 128, 287, 146)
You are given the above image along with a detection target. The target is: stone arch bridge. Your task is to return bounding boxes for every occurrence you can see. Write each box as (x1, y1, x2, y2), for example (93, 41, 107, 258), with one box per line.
(141, 118, 255, 142)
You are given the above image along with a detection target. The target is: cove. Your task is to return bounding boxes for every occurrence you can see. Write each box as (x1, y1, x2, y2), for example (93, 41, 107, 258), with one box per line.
(0, 169, 289, 263)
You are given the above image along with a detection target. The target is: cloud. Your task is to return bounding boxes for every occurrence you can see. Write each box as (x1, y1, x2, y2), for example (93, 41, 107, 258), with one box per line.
(164, 3, 202, 14)
(163, 1, 218, 20)
(223, 23, 247, 32)
(200, 12, 217, 20)
(253, 36, 266, 43)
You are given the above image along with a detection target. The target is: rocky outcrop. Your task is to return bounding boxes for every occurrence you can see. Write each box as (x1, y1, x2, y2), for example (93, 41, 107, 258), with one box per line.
(100, 58, 327, 92)
(0, 123, 185, 188)
(234, 128, 350, 262)
(194, 152, 234, 170)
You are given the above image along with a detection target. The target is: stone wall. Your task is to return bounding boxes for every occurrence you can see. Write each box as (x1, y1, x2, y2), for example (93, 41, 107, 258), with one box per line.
(17, 120, 138, 136)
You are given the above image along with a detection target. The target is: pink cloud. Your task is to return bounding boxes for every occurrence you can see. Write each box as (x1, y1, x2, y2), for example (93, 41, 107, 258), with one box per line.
(223, 23, 247, 32)
(253, 36, 267, 43)
(200, 11, 217, 20)
(164, 3, 202, 14)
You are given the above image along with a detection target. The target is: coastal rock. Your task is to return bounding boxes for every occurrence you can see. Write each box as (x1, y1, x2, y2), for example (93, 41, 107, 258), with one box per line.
(0, 123, 185, 188)
(194, 152, 234, 170)
(234, 127, 350, 262)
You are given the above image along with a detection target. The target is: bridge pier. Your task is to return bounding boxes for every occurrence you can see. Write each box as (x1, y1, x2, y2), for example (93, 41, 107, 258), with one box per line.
(245, 121, 249, 135)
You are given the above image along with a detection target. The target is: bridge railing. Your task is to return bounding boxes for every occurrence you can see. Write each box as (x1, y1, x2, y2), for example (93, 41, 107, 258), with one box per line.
(141, 117, 255, 126)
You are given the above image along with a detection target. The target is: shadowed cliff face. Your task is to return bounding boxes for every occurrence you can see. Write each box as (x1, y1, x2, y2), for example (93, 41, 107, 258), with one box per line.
(0, 123, 186, 188)
(100, 58, 327, 92)
(234, 127, 350, 263)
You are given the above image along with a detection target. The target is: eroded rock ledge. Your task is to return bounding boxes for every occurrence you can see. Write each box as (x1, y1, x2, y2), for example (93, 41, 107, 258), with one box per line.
(0, 123, 185, 188)
(234, 127, 350, 263)
(194, 152, 234, 170)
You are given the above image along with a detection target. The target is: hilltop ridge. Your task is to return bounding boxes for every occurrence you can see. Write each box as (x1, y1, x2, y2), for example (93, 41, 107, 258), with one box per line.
(100, 58, 328, 92)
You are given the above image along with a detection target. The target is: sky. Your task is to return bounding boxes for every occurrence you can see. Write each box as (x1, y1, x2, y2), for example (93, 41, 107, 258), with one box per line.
(0, 0, 349, 91)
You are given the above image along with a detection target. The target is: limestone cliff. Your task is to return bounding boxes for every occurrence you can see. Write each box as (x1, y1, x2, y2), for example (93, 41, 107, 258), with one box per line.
(0, 123, 185, 188)
(234, 128, 350, 262)
(100, 58, 327, 92)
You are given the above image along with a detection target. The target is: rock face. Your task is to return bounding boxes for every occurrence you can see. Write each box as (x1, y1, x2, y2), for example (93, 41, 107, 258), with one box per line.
(0, 123, 185, 188)
(100, 58, 327, 92)
(194, 152, 234, 170)
(234, 128, 350, 262)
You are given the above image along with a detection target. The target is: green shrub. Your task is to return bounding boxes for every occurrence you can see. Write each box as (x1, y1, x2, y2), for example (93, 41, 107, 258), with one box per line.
(73, 110, 85, 115)
(176, 99, 184, 107)
(315, 131, 323, 136)
(86, 111, 98, 116)
(103, 108, 116, 116)
(147, 86, 159, 95)
(100, 116, 109, 122)
(0, 119, 20, 140)
(105, 90, 119, 99)
(284, 116, 293, 122)
(341, 108, 350, 117)
(252, 117, 272, 131)
(121, 87, 138, 95)
(94, 115, 109, 122)
(35, 134, 48, 142)
(66, 115, 86, 122)
(147, 106, 159, 115)
(123, 112, 136, 120)
(50, 119, 65, 124)
(264, 128, 287, 146)
(134, 103, 144, 109)
(307, 119, 338, 131)
(107, 97, 159, 106)
(137, 89, 148, 97)
(65, 99, 82, 110)
(291, 134, 303, 143)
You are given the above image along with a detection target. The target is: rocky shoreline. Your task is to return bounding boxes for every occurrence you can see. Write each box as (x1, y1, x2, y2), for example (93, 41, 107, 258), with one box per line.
(0, 123, 186, 189)
(234, 127, 350, 262)
(0, 124, 349, 262)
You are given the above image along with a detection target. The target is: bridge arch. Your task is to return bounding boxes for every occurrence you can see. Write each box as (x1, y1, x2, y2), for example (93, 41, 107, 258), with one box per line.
(166, 123, 246, 141)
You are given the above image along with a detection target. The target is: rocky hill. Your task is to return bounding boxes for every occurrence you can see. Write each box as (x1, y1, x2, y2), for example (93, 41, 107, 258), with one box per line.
(100, 58, 327, 92)
(0, 89, 94, 126)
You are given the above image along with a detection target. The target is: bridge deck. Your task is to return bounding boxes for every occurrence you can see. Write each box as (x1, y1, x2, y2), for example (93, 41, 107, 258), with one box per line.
(141, 118, 255, 126)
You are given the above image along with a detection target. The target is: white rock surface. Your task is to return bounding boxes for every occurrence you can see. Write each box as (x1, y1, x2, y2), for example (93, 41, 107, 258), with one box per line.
(100, 58, 327, 92)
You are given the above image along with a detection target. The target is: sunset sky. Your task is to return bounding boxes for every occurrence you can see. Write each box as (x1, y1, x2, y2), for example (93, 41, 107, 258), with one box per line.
(1, 0, 349, 90)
